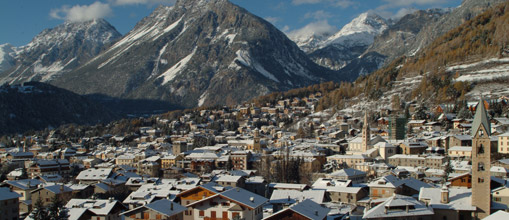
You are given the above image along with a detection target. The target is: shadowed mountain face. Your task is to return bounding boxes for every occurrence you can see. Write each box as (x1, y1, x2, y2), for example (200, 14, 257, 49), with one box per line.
(48, 0, 341, 110)
(0, 82, 118, 135)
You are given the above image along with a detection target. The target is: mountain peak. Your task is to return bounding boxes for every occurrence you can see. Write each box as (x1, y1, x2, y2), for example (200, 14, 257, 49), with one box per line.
(0, 19, 121, 84)
(48, 0, 338, 110)
(323, 12, 388, 47)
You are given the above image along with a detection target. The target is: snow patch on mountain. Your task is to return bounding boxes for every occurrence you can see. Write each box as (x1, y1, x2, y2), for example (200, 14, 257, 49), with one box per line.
(198, 91, 208, 107)
(234, 50, 280, 83)
(151, 44, 169, 77)
(97, 15, 182, 68)
(322, 12, 388, 48)
(159, 48, 197, 85)
(0, 44, 16, 72)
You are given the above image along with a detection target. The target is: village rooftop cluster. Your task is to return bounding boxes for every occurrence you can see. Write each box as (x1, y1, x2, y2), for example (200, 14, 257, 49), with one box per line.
(1, 93, 509, 220)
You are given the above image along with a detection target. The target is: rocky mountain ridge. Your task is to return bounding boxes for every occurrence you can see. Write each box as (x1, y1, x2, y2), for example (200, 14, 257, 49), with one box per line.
(0, 19, 121, 84)
(49, 0, 340, 110)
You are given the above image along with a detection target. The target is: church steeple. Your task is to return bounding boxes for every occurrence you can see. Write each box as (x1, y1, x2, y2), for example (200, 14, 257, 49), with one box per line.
(362, 111, 370, 152)
(471, 99, 491, 219)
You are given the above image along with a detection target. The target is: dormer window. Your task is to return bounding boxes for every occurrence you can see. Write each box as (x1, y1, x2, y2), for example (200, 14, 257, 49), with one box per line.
(480, 129, 484, 137)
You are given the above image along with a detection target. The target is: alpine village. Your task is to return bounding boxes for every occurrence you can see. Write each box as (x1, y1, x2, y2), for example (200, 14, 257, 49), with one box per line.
(3, 0, 509, 220)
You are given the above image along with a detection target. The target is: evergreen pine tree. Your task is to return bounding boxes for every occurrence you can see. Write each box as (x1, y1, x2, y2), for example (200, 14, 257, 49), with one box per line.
(48, 195, 68, 220)
(30, 198, 48, 220)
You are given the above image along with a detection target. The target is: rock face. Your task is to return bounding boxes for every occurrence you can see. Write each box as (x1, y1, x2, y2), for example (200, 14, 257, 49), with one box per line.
(365, 9, 448, 64)
(0, 82, 117, 135)
(51, 0, 339, 109)
(0, 19, 121, 84)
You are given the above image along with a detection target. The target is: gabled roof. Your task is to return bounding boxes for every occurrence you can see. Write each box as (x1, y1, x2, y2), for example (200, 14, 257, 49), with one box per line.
(368, 175, 402, 188)
(418, 187, 475, 211)
(471, 99, 491, 137)
(66, 199, 127, 216)
(188, 187, 268, 210)
(145, 199, 186, 216)
(3, 179, 43, 190)
(330, 168, 366, 177)
(121, 199, 185, 217)
(0, 187, 21, 200)
(363, 194, 434, 219)
(269, 189, 325, 204)
(266, 199, 329, 220)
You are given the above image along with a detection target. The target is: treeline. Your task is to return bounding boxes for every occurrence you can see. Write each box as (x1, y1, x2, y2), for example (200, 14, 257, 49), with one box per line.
(401, 2, 509, 75)
(315, 1, 509, 111)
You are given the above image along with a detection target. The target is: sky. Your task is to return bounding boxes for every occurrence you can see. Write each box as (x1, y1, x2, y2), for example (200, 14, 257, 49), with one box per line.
(0, 0, 463, 47)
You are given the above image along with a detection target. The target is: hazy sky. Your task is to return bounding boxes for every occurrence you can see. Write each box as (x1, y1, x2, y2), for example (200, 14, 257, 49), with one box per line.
(0, 0, 462, 47)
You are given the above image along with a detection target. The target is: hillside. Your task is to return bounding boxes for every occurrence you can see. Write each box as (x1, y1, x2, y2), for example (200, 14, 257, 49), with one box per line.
(316, 1, 509, 112)
(0, 82, 117, 134)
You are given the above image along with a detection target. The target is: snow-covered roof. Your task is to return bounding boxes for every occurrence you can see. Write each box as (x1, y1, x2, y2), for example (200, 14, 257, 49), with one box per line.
(363, 194, 434, 219)
(66, 199, 125, 216)
(76, 168, 113, 181)
(368, 175, 403, 188)
(269, 189, 325, 204)
(329, 168, 366, 177)
(269, 183, 308, 191)
(484, 210, 509, 220)
(144, 199, 186, 217)
(418, 187, 475, 211)
(265, 199, 329, 220)
(448, 146, 472, 152)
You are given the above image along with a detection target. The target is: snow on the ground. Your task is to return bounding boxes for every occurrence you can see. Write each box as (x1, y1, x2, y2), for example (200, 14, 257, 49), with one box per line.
(455, 64, 509, 82)
(446, 57, 509, 72)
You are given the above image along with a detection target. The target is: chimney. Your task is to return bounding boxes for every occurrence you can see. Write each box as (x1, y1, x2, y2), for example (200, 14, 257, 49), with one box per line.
(384, 207, 388, 214)
(171, 203, 174, 211)
(405, 205, 409, 213)
(60, 184, 64, 193)
(287, 195, 290, 201)
(315, 210, 318, 216)
(440, 185, 449, 204)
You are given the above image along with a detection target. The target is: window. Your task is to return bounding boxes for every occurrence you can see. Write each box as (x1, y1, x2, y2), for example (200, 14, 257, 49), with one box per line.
(232, 212, 239, 218)
(478, 178, 484, 183)
(478, 162, 485, 171)
(199, 210, 204, 217)
(478, 144, 484, 154)
(223, 211, 228, 219)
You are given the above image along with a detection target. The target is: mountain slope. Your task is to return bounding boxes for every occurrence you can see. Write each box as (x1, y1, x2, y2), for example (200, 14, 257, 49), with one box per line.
(0, 44, 16, 73)
(0, 82, 117, 134)
(0, 19, 121, 84)
(316, 1, 509, 112)
(52, 0, 339, 110)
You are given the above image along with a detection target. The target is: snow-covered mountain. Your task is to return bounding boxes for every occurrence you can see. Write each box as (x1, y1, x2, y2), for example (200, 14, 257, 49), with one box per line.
(50, 0, 339, 110)
(0, 44, 16, 73)
(322, 12, 389, 49)
(294, 12, 389, 70)
(0, 19, 121, 84)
